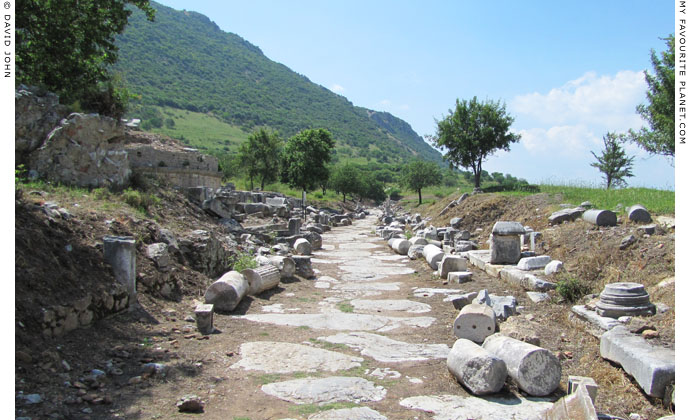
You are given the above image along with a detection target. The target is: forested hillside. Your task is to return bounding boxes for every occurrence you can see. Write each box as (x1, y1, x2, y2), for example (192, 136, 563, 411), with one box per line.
(114, 1, 442, 164)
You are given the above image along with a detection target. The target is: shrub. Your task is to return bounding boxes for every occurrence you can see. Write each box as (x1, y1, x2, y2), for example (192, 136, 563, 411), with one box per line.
(388, 188, 402, 201)
(121, 188, 160, 213)
(229, 252, 258, 272)
(555, 274, 591, 302)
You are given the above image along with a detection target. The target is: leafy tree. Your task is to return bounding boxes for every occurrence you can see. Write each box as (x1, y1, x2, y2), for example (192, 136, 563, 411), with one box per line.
(359, 173, 387, 203)
(248, 128, 283, 190)
(626, 35, 675, 158)
(280, 129, 335, 192)
(331, 164, 363, 202)
(237, 143, 259, 190)
(400, 160, 442, 205)
(429, 97, 520, 189)
(591, 133, 635, 189)
(17, 0, 155, 115)
(491, 172, 505, 184)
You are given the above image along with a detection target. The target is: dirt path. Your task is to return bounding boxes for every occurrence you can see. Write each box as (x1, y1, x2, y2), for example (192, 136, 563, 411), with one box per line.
(90, 210, 566, 420)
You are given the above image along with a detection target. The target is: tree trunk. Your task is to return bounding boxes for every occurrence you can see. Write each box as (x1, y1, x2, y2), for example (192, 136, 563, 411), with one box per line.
(249, 176, 254, 191)
(343, 193, 346, 203)
(418, 189, 422, 205)
(474, 160, 483, 188)
(261, 176, 265, 191)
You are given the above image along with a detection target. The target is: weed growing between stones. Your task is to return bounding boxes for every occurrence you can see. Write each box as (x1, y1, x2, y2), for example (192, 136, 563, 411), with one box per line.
(555, 272, 591, 302)
(337, 302, 354, 313)
(256, 373, 282, 385)
(307, 338, 349, 351)
(293, 402, 358, 416)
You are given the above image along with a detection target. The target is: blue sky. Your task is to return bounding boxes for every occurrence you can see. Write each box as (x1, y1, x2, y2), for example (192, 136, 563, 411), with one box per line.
(157, 0, 675, 189)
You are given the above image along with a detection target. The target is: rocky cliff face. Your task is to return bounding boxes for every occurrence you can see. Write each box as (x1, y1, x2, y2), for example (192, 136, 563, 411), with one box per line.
(32, 112, 132, 188)
(15, 85, 69, 164)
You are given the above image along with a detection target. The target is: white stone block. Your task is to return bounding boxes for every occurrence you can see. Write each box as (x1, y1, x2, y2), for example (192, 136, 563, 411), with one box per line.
(447, 339, 507, 395)
(516, 255, 551, 270)
(453, 304, 496, 343)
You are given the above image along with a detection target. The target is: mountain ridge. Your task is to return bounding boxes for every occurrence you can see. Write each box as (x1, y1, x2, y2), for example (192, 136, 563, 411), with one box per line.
(114, 1, 443, 165)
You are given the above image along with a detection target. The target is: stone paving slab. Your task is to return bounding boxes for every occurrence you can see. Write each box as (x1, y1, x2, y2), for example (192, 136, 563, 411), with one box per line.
(350, 299, 432, 313)
(262, 376, 387, 405)
(412, 287, 464, 298)
(231, 341, 363, 373)
(308, 407, 388, 420)
(318, 332, 449, 362)
(240, 313, 435, 332)
(399, 394, 553, 420)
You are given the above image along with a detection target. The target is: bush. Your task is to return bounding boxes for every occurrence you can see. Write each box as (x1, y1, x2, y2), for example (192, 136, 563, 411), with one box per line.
(388, 188, 402, 201)
(555, 274, 591, 302)
(121, 188, 160, 213)
(229, 252, 258, 272)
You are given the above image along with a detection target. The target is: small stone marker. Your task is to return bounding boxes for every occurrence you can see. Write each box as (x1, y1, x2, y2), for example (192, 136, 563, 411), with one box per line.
(103, 236, 137, 303)
(482, 334, 562, 396)
(447, 338, 507, 395)
(439, 255, 468, 279)
(583, 209, 617, 226)
(567, 376, 598, 403)
(293, 238, 313, 255)
(204, 271, 248, 312)
(489, 221, 525, 264)
(288, 218, 302, 235)
(194, 304, 214, 335)
(448, 271, 473, 283)
(628, 204, 652, 223)
(453, 303, 496, 343)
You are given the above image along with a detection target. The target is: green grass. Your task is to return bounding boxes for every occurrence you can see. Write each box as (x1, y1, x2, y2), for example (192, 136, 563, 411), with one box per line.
(292, 402, 359, 416)
(337, 302, 354, 313)
(537, 183, 675, 215)
(146, 106, 249, 153)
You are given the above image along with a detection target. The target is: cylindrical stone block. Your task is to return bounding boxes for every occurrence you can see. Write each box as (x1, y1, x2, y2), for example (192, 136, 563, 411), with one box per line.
(482, 334, 562, 396)
(242, 264, 281, 295)
(409, 237, 428, 246)
(407, 244, 425, 260)
(204, 271, 248, 312)
(453, 303, 496, 343)
(423, 244, 445, 270)
(391, 238, 411, 255)
(583, 209, 617, 227)
(103, 236, 137, 302)
(628, 204, 652, 223)
(292, 255, 314, 278)
(255, 255, 296, 279)
(447, 338, 507, 395)
(293, 238, 313, 255)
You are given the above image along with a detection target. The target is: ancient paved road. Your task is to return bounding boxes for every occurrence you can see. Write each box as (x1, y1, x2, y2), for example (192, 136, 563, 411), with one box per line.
(220, 210, 553, 419)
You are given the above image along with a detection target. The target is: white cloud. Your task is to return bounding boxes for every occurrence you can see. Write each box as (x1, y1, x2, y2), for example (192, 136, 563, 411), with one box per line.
(511, 70, 646, 131)
(510, 71, 648, 155)
(518, 125, 599, 155)
(379, 99, 392, 107)
(330, 84, 346, 93)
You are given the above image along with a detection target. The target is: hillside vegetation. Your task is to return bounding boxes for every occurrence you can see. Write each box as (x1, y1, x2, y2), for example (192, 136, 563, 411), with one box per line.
(114, 1, 442, 165)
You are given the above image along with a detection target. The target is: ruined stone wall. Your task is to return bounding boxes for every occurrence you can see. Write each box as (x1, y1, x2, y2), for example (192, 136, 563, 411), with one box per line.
(136, 167, 222, 189)
(125, 144, 219, 172)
